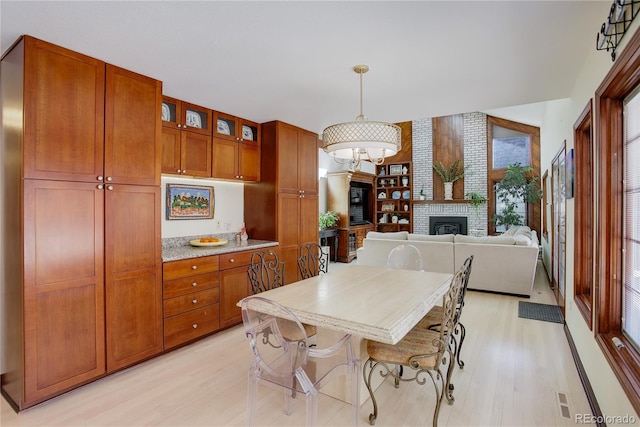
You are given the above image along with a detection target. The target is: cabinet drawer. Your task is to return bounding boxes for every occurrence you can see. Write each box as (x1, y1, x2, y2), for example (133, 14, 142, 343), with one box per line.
(164, 304, 219, 349)
(163, 255, 219, 281)
(163, 287, 220, 318)
(163, 272, 219, 299)
(219, 250, 257, 269)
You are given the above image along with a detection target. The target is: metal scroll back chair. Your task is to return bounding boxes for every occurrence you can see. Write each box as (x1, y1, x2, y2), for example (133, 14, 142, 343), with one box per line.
(419, 255, 474, 370)
(248, 249, 317, 342)
(247, 250, 285, 294)
(363, 268, 465, 427)
(241, 296, 360, 426)
(297, 242, 329, 279)
(386, 244, 424, 271)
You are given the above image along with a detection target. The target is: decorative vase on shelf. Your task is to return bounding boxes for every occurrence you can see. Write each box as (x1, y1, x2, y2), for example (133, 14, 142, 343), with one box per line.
(402, 177, 408, 186)
(444, 182, 453, 200)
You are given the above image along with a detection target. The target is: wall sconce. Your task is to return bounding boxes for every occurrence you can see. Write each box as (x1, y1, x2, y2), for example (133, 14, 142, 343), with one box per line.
(597, 0, 640, 61)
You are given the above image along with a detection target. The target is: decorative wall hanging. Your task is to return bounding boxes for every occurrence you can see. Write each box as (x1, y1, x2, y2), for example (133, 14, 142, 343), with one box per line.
(166, 184, 214, 220)
(597, 0, 640, 61)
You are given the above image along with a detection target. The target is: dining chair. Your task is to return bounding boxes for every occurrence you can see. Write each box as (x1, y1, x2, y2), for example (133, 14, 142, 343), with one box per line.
(241, 296, 360, 426)
(248, 249, 317, 343)
(418, 255, 474, 371)
(297, 242, 329, 279)
(386, 244, 423, 271)
(362, 268, 464, 427)
(247, 249, 286, 294)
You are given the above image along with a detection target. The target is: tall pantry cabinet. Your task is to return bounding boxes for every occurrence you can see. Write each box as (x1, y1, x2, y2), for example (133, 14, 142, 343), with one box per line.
(0, 36, 163, 410)
(244, 121, 318, 284)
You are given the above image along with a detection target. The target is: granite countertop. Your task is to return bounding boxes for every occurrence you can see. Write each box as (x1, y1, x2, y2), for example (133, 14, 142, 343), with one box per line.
(162, 233, 278, 262)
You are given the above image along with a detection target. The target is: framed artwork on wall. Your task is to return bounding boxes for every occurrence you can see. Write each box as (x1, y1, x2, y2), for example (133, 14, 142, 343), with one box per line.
(166, 184, 215, 220)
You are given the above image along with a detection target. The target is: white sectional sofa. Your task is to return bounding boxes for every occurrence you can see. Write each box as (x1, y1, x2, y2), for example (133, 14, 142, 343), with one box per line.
(356, 227, 539, 297)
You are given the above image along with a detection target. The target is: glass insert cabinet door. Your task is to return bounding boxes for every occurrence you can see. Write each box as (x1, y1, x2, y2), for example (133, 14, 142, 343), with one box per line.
(213, 111, 260, 145)
(161, 96, 212, 136)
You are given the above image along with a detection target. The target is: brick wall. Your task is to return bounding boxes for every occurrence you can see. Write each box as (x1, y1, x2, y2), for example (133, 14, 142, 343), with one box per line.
(411, 112, 488, 235)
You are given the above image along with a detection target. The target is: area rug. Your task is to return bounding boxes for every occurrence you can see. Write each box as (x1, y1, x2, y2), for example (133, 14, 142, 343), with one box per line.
(518, 302, 564, 324)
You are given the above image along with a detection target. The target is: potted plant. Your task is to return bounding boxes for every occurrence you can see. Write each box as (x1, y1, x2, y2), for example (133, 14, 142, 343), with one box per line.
(491, 163, 542, 231)
(319, 211, 339, 230)
(419, 185, 426, 200)
(433, 160, 465, 200)
(465, 192, 487, 219)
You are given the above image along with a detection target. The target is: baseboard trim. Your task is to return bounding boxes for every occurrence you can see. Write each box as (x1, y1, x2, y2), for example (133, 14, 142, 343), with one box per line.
(564, 324, 605, 426)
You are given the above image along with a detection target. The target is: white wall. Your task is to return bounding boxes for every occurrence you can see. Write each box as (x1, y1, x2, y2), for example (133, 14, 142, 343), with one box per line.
(161, 176, 244, 238)
(538, 20, 640, 422)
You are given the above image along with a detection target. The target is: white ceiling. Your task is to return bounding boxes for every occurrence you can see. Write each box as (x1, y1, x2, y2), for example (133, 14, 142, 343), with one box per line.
(1, 1, 610, 135)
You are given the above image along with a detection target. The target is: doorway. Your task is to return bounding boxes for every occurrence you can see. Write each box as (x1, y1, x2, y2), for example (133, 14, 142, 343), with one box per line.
(551, 144, 567, 314)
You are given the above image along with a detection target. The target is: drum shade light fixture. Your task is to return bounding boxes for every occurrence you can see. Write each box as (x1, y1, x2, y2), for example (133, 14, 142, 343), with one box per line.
(322, 65, 401, 166)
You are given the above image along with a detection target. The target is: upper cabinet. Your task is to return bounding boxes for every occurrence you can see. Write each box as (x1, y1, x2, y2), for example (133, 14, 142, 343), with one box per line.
(161, 97, 212, 136)
(213, 111, 261, 145)
(212, 111, 261, 181)
(161, 96, 212, 177)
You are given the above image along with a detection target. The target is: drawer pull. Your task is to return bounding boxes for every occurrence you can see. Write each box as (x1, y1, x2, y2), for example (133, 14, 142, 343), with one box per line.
(230, 258, 235, 263)
(192, 324, 198, 329)
(192, 282, 197, 287)
(192, 265, 197, 270)
(192, 299, 198, 304)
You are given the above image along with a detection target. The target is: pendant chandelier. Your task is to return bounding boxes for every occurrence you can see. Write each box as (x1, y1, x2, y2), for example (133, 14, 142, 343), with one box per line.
(322, 65, 401, 166)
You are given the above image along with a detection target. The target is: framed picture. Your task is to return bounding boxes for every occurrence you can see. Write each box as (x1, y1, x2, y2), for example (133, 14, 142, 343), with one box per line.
(166, 184, 215, 220)
(389, 164, 403, 175)
(565, 148, 574, 199)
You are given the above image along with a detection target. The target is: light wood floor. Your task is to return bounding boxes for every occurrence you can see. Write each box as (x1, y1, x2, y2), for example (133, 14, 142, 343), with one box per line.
(2, 261, 593, 426)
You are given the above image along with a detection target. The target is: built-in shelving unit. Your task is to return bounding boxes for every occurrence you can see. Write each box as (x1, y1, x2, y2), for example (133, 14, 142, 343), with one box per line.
(374, 162, 412, 232)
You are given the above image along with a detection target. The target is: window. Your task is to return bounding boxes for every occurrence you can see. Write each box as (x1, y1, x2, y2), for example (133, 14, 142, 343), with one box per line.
(573, 101, 594, 328)
(595, 27, 640, 414)
(623, 89, 640, 350)
(487, 116, 541, 235)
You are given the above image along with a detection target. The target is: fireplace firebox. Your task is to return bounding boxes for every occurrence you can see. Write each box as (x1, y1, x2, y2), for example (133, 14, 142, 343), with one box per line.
(429, 216, 468, 235)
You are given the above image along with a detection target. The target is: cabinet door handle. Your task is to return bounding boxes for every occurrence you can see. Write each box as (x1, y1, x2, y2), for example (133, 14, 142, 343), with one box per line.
(192, 265, 197, 270)
(229, 259, 235, 263)
(106, 176, 113, 182)
(97, 175, 104, 181)
(177, 169, 182, 174)
(97, 184, 104, 190)
(192, 299, 198, 304)
(192, 282, 197, 287)
(178, 124, 182, 128)
(182, 170, 187, 174)
(192, 324, 198, 329)
(239, 176, 243, 179)
(106, 185, 114, 191)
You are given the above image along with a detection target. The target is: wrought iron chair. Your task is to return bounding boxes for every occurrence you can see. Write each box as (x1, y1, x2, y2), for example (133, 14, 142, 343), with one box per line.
(297, 242, 329, 279)
(247, 250, 286, 294)
(248, 249, 317, 341)
(362, 269, 464, 426)
(242, 296, 360, 426)
(418, 255, 474, 371)
(386, 244, 423, 271)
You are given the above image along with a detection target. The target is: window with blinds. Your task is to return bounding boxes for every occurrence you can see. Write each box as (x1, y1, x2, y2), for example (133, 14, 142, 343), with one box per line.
(623, 89, 640, 350)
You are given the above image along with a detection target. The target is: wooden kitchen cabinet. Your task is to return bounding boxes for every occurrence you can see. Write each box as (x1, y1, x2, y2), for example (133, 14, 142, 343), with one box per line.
(219, 251, 253, 328)
(244, 121, 318, 284)
(213, 111, 261, 144)
(1, 36, 163, 410)
(212, 138, 260, 181)
(162, 256, 220, 349)
(161, 96, 212, 177)
(161, 96, 212, 136)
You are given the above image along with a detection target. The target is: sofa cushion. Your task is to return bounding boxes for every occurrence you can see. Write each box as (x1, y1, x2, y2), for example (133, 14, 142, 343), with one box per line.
(454, 235, 516, 245)
(366, 231, 409, 240)
(513, 234, 532, 246)
(408, 233, 455, 243)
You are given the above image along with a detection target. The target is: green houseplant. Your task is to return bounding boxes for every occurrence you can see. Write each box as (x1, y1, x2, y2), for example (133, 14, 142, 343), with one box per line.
(465, 192, 487, 219)
(319, 211, 339, 230)
(491, 163, 542, 230)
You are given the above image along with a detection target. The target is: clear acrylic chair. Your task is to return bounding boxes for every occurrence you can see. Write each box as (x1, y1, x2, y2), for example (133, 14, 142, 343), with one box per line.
(298, 242, 329, 279)
(386, 244, 423, 271)
(241, 296, 360, 426)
